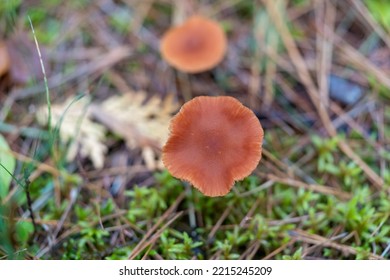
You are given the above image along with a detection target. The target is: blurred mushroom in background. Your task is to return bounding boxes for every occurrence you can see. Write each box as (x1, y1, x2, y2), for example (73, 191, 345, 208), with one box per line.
(160, 15, 227, 73)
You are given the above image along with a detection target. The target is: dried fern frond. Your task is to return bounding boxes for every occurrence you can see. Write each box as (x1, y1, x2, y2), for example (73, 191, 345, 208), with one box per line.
(36, 97, 107, 169)
(90, 91, 179, 170)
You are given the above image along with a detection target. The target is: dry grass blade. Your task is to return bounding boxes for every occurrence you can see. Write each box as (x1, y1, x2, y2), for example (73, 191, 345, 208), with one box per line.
(208, 205, 233, 242)
(263, 173, 352, 200)
(135, 211, 183, 260)
(262, 0, 332, 130)
(315, 0, 335, 107)
(251, 1, 283, 108)
(240, 240, 261, 260)
(13, 46, 132, 100)
(335, 34, 390, 89)
(128, 192, 185, 260)
(35, 209, 130, 259)
(337, 140, 384, 190)
(349, 0, 390, 49)
(3, 150, 60, 181)
(290, 229, 383, 260)
(262, 239, 296, 260)
(262, 0, 384, 189)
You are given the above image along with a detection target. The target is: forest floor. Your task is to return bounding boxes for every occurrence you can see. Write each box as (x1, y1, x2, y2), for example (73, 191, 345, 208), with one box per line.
(0, 0, 389, 260)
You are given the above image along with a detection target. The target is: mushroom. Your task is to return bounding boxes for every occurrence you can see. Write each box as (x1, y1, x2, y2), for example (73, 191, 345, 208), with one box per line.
(0, 42, 10, 77)
(162, 96, 263, 197)
(160, 15, 227, 73)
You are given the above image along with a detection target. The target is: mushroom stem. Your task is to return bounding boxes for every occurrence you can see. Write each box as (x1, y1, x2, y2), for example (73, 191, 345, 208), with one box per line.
(176, 71, 192, 102)
(185, 182, 197, 229)
(173, 0, 195, 25)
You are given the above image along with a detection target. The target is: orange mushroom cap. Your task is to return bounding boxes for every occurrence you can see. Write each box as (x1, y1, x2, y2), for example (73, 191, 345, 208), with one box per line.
(160, 15, 227, 73)
(0, 42, 10, 77)
(162, 96, 264, 197)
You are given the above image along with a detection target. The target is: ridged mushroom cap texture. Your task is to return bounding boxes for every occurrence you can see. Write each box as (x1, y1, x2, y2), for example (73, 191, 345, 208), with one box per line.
(160, 15, 227, 73)
(162, 96, 264, 197)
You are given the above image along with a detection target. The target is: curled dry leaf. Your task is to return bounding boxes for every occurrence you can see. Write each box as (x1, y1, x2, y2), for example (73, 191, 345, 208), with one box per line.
(36, 97, 107, 169)
(36, 92, 178, 171)
(90, 91, 179, 170)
